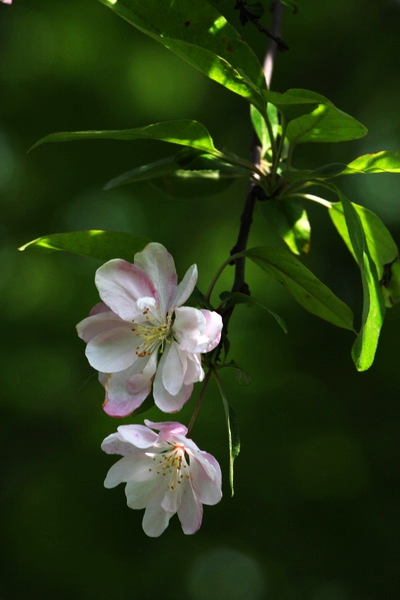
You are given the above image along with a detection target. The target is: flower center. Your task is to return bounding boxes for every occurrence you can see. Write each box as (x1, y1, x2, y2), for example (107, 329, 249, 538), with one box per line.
(150, 444, 190, 490)
(132, 306, 173, 358)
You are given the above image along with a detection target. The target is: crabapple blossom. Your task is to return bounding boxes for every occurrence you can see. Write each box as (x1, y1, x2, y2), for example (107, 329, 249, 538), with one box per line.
(0, 1, 12, 4)
(77, 243, 222, 416)
(102, 419, 222, 537)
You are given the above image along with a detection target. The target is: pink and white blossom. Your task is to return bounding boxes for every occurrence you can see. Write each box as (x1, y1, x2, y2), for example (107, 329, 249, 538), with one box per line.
(77, 243, 222, 416)
(102, 420, 222, 537)
(0, 1, 12, 4)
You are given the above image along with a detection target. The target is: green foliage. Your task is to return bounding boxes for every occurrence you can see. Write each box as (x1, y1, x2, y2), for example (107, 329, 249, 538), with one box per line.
(280, 89, 367, 144)
(243, 245, 355, 330)
(341, 149, 400, 174)
(104, 150, 248, 196)
(220, 290, 288, 333)
(98, 0, 267, 112)
(30, 120, 219, 155)
(259, 197, 310, 255)
(214, 373, 240, 497)
(20, 0, 399, 375)
(329, 201, 398, 280)
(250, 103, 279, 157)
(19, 231, 150, 262)
(331, 192, 386, 371)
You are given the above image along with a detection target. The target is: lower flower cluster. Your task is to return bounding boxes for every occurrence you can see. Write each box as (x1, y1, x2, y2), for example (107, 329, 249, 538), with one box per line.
(79, 243, 223, 536)
(102, 420, 222, 537)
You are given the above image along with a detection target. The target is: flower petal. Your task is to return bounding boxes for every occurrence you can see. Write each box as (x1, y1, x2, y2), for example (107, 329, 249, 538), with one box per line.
(174, 307, 222, 353)
(125, 478, 163, 510)
(177, 478, 203, 535)
(102, 376, 150, 417)
(102, 426, 157, 456)
(153, 373, 194, 413)
(142, 502, 172, 537)
(134, 243, 177, 315)
(171, 264, 198, 309)
(190, 452, 223, 505)
(183, 354, 204, 385)
(144, 420, 188, 438)
(200, 309, 223, 352)
(77, 311, 125, 343)
(85, 325, 137, 372)
(104, 454, 155, 488)
(95, 259, 157, 321)
(161, 342, 186, 396)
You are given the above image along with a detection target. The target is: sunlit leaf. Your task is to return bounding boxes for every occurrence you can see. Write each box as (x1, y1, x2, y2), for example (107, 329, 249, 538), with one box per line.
(243, 245, 354, 330)
(330, 200, 400, 310)
(341, 149, 400, 174)
(280, 89, 367, 144)
(329, 201, 398, 279)
(284, 150, 400, 182)
(259, 197, 311, 254)
(98, 0, 267, 111)
(19, 231, 150, 262)
(250, 103, 279, 157)
(263, 89, 319, 124)
(30, 120, 218, 155)
(333, 192, 386, 371)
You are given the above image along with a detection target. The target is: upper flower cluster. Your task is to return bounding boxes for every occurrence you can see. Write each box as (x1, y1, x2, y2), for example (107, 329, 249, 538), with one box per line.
(77, 243, 223, 416)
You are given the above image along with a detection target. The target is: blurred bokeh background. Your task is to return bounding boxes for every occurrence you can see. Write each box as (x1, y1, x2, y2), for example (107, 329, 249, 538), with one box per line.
(1, 1, 400, 598)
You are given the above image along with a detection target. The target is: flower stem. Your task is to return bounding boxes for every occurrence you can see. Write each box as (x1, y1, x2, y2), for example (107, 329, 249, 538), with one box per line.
(187, 368, 213, 434)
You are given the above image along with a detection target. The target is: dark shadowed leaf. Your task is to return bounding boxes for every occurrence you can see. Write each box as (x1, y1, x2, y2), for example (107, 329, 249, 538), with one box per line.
(243, 245, 354, 330)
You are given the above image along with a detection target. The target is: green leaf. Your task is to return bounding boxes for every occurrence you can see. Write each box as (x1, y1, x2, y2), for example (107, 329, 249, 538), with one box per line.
(263, 89, 319, 124)
(220, 290, 288, 333)
(283, 150, 400, 182)
(243, 245, 354, 330)
(30, 120, 218, 155)
(333, 192, 386, 371)
(98, 0, 266, 111)
(341, 149, 400, 174)
(214, 373, 240, 497)
(259, 197, 311, 255)
(104, 156, 180, 189)
(280, 89, 367, 144)
(282, 163, 348, 182)
(250, 103, 279, 157)
(280, 0, 300, 13)
(329, 201, 398, 280)
(330, 200, 400, 310)
(19, 231, 150, 262)
(150, 170, 235, 198)
(104, 150, 251, 192)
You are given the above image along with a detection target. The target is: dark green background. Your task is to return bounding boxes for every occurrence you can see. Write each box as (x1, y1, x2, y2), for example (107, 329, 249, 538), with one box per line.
(1, 1, 400, 599)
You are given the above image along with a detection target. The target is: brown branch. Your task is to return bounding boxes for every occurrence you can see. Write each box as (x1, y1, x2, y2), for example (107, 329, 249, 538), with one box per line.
(222, 1, 285, 336)
(234, 1, 288, 53)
